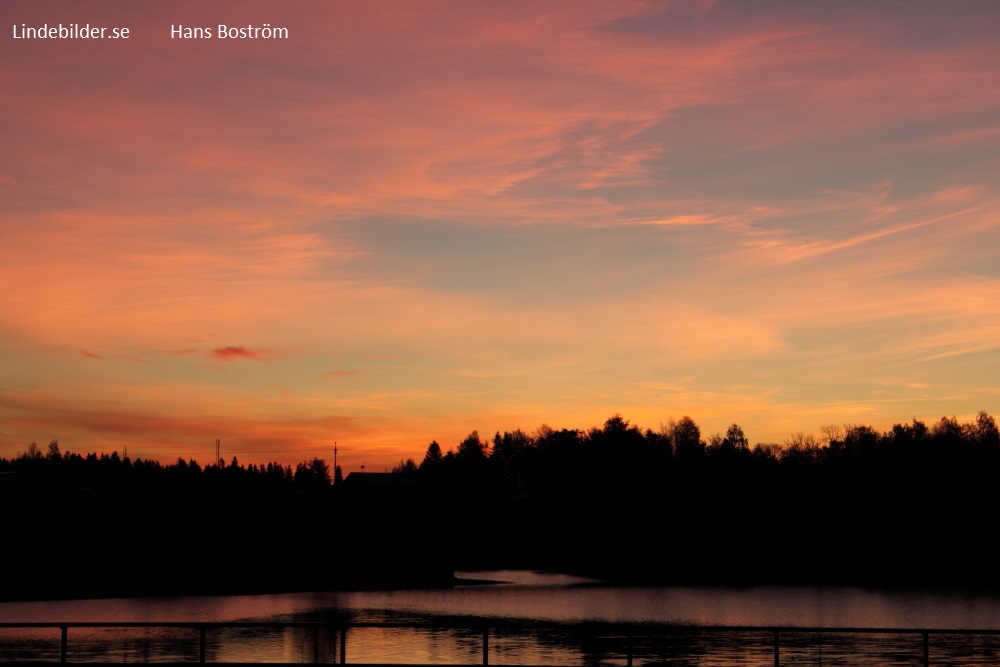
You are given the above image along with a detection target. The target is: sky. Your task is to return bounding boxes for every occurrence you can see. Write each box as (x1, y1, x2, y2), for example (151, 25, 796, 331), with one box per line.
(2, 1, 999, 471)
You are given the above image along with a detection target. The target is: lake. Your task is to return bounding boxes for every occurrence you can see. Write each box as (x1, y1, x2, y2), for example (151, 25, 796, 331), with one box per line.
(3, 571, 1000, 665)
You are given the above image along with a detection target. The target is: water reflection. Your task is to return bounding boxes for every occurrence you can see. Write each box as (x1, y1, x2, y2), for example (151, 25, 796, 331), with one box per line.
(3, 571, 1000, 664)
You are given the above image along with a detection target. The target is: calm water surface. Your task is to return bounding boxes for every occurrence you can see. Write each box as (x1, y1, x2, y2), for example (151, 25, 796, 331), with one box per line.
(3, 571, 1000, 665)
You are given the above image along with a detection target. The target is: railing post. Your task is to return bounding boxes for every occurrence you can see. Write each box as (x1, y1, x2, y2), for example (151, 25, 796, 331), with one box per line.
(199, 626, 207, 664)
(482, 628, 489, 665)
(60, 625, 68, 664)
(626, 632, 633, 667)
(923, 631, 929, 667)
(339, 626, 347, 665)
(773, 629, 780, 667)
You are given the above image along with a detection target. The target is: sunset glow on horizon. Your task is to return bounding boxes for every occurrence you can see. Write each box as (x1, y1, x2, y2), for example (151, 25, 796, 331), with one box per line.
(2, 1, 999, 471)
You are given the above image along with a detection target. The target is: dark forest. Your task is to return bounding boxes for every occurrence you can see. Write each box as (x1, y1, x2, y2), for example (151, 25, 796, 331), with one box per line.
(2, 411, 999, 601)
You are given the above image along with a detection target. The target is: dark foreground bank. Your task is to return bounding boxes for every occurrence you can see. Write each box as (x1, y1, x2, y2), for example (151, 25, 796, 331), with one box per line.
(6, 470, 1000, 603)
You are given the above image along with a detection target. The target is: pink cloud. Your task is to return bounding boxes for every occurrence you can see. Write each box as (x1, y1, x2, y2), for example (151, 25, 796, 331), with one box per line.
(209, 346, 274, 362)
(79, 350, 103, 359)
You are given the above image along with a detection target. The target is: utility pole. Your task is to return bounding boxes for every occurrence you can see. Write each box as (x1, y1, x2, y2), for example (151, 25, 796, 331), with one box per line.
(215, 438, 221, 467)
(333, 442, 338, 485)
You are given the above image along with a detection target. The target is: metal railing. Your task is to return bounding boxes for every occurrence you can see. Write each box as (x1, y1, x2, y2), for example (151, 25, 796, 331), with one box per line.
(3, 621, 1000, 666)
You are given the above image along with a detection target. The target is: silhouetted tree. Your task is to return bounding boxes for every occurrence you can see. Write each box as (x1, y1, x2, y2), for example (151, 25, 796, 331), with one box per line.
(672, 416, 703, 461)
(295, 457, 331, 487)
(723, 423, 749, 452)
(491, 429, 533, 489)
(781, 433, 821, 465)
(932, 416, 963, 443)
(457, 431, 487, 461)
(752, 442, 782, 463)
(589, 414, 647, 483)
(971, 410, 1000, 450)
(820, 424, 843, 445)
(603, 413, 630, 433)
(831, 424, 879, 462)
(393, 458, 418, 474)
(420, 441, 443, 471)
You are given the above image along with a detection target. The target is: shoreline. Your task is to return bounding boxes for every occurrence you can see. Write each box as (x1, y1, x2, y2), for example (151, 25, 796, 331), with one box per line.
(4, 568, 999, 606)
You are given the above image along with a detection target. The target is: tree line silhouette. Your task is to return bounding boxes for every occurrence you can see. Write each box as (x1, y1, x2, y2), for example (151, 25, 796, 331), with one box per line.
(2, 411, 999, 600)
(3, 443, 338, 497)
(398, 411, 1000, 484)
